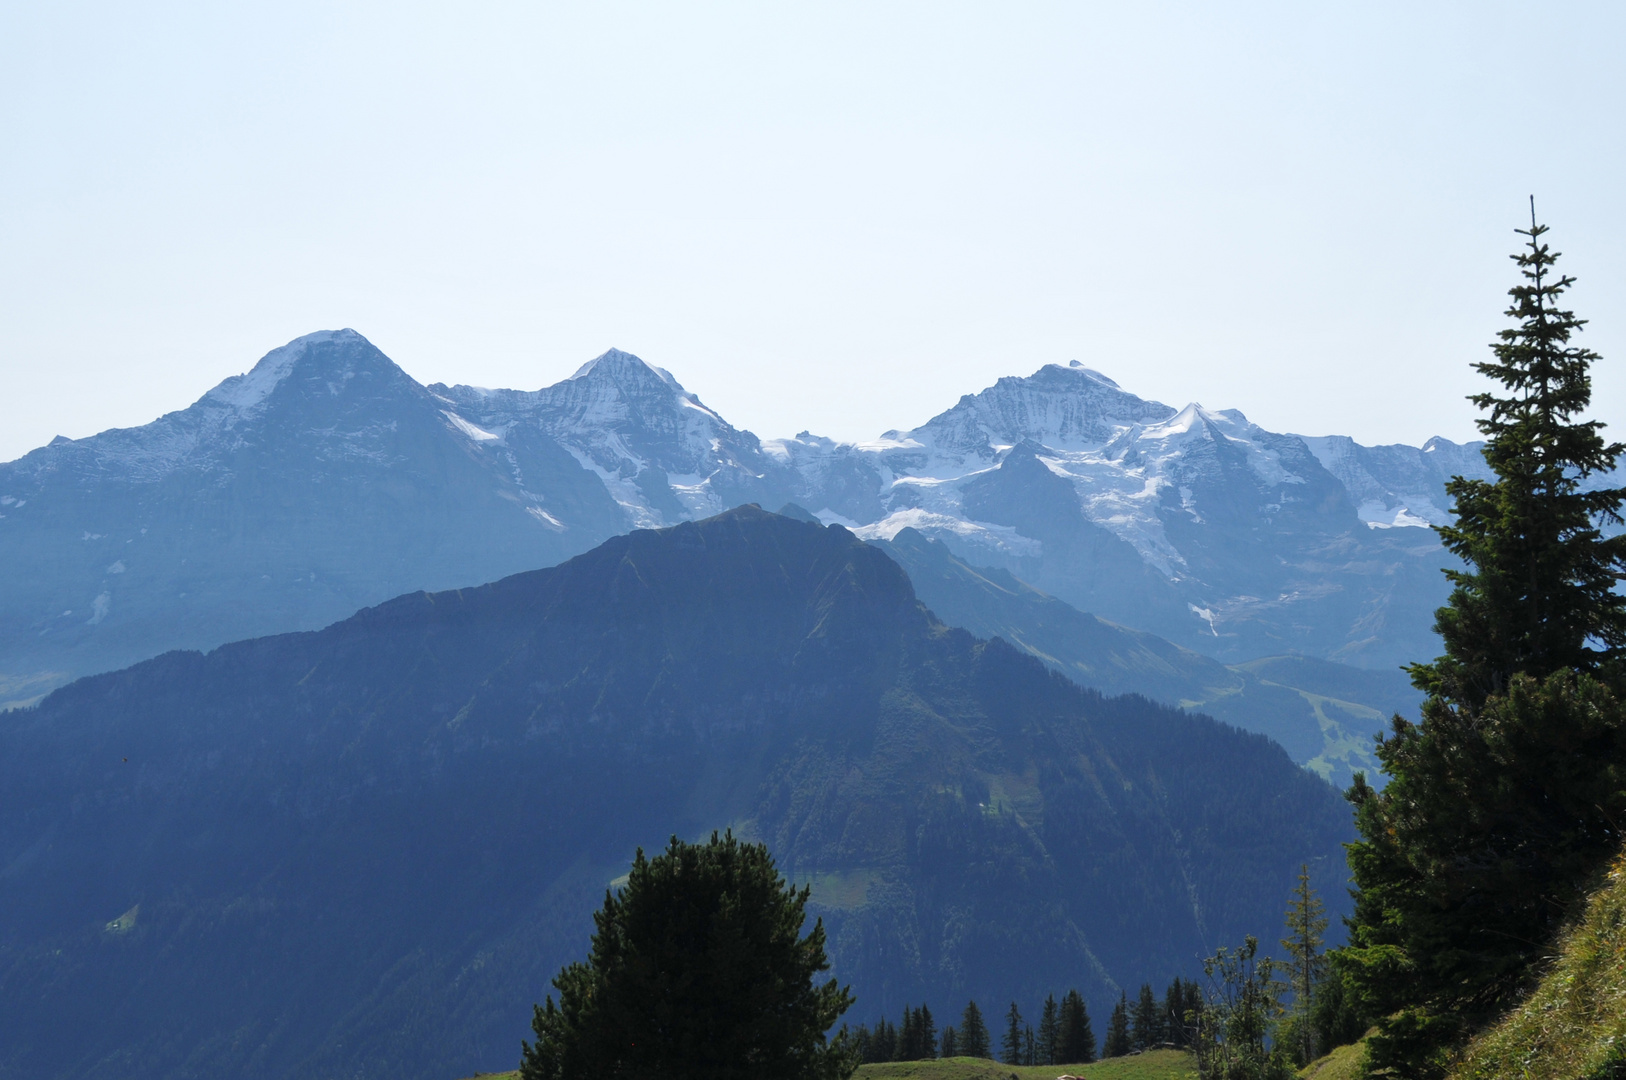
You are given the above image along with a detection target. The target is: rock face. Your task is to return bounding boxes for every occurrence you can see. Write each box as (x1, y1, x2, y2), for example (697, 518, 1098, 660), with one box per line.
(0, 331, 1518, 699)
(0, 507, 1353, 1080)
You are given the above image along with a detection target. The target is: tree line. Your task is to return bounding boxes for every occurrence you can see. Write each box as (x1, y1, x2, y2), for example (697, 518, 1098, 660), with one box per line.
(850, 978, 1205, 1066)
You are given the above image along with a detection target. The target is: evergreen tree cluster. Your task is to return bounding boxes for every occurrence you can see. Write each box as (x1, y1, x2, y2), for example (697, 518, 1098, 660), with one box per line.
(1336, 208, 1626, 1077)
(854, 989, 1106, 1066)
(851, 1004, 936, 1063)
(851, 975, 1211, 1069)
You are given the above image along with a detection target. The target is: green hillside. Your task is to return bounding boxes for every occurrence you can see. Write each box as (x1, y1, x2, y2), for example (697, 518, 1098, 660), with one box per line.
(1297, 1036, 1370, 1080)
(1449, 852, 1626, 1080)
(455, 1050, 1198, 1080)
(855, 1050, 1196, 1079)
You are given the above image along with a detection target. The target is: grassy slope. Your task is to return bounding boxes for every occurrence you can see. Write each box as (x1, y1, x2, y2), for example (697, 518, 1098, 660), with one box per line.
(1451, 851, 1626, 1080)
(456, 1051, 1197, 1080)
(1297, 1037, 1369, 1080)
(855, 1051, 1196, 1080)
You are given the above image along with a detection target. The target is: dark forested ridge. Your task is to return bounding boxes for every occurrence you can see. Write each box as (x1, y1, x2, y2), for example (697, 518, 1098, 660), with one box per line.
(0, 507, 1351, 1080)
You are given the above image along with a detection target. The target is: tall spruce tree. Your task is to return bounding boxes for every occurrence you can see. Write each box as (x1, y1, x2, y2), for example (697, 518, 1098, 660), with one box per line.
(1103, 993, 1131, 1058)
(1057, 989, 1096, 1064)
(959, 1000, 991, 1060)
(898, 1006, 919, 1061)
(1037, 994, 1060, 1064)
(1001, 1003, 1026, 1065)
(1131, 983, 1163, 1051)
(1341, 207, 1626, 1078)
(1279, 864, 1328, 1064)
(939, 1025, 957, 1059)
(918, 1005, 937, 1060)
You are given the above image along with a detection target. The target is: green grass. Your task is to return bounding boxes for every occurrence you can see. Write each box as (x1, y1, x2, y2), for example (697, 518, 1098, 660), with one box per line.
(1450, 850, 1626, 1079)
(1298, 1035, 1369, 1080)
(854, 1049, 1196, 1080)
(457, 1051, 1197, 1080)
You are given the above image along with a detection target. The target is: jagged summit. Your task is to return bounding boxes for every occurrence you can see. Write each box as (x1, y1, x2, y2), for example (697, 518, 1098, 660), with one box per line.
(892, 362, 1179, 460)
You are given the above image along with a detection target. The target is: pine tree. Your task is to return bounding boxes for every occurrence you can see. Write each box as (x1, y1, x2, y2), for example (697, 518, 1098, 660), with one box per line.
(1341, 208, 1626, 1078)
(853, 1023, 872, 1064)
(1037, 994, 1060, 1064)
(870, 1017, 895, 1063)
(960, 1000, 991, 1060)
(1024, 1025, 1036, 1066)
(919, 1004, 937, 1059)
(1057, 989, 1095, 1064)
(899, 1006, 918, 1061)
(939, 1024, 957, 1059)
(1131, 982, 1163, 1051)
(1279, 864, 1328, 1064)
(1103, 993, 1131, 1058)
(1001, 1002, 1025, 1065)
(1421, 201, 1626, 707)
(520, 831, 853, 1080)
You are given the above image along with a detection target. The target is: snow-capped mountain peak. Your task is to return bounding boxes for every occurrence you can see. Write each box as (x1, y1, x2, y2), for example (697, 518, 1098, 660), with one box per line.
(891, 363, 1179, 465)
(203, 329, 371, 413)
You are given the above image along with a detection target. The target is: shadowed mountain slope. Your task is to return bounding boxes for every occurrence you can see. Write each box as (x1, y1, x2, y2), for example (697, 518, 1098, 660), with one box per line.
(863, 521, 1415, 786)
(0, 507, 1352, 1080)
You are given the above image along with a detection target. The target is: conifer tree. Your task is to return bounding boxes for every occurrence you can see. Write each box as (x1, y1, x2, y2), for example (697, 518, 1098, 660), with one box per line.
(1131, 983, 1163, 1051)
(1344, 208, 1626, 1072)
(939, 1025, 957, 1059)
(1001, 1003, 1026, 1065)
(1279, 864, 1328, 1064)
(1342, 207, 1626, 1078)
(918, 1004, 937, 1059)
(899, 1006, 918, 1061)
(520, 831, 853, 1080)
(959, 1000, 991, 1060)
(875, 1018, 896, 1062)
(1420, 202, 1626, 706)
(1103, 993, 1131, 1058)
(1056, 989, 1095, 1064)
(1024, 1025, 1036, 1066)
(1037, 994, 1060, 1065)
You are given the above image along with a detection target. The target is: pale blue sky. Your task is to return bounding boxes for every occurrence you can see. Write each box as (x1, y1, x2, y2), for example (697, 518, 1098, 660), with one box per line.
(2, 1, 1622, 463)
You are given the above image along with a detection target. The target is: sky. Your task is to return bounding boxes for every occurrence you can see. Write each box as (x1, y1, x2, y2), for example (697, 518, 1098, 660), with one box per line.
(2, 1, 1622, 464)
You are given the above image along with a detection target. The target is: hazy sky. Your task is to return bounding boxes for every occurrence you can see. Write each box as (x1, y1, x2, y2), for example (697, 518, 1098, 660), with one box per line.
(2, 1, 1622, 464)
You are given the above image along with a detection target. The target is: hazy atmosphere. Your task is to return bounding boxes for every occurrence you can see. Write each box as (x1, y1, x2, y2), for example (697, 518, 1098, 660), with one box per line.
(3, 1, 1622, 463)
(8, 6, 1626, 1080)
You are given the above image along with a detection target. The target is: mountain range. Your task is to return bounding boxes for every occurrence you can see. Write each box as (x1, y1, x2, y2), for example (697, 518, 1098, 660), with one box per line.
(0, 507, 1353, 1080)
(0, 329, 1497, 711)
(863, 520, 1416, 786)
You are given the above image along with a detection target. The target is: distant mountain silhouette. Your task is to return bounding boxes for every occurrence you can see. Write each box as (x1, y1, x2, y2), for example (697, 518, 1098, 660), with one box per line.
(0, 507, 1352, 1080)
(1, 329, 1522, 705)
